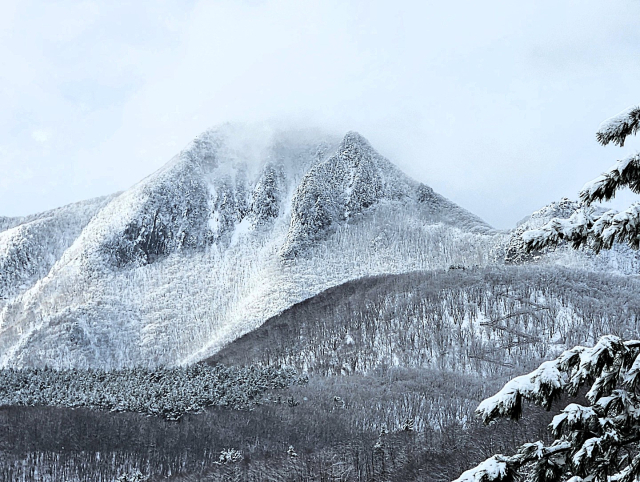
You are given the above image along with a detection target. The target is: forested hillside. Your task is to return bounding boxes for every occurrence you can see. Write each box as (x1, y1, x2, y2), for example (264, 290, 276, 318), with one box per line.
(210, 266, 640, 377)
(0, 367, 550, 482)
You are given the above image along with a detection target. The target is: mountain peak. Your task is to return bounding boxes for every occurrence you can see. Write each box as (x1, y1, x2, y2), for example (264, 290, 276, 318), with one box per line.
(280, 132, 417, 257)
(340, 130, 371, 150)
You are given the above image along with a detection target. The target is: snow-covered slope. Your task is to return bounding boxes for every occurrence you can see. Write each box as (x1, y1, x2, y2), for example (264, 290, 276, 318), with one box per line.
(0, 126, 498, 368)
(0, 197, 114, 305)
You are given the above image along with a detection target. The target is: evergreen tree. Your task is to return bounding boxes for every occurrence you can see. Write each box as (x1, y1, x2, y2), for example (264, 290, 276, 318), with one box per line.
(217, 448, 243, 464)
(115, 471, 149, 482)
(402, 418, 415, 432)
(250, 163, 283, 223)
(524, 105, 640, 252)
(454, 335, 640, 482)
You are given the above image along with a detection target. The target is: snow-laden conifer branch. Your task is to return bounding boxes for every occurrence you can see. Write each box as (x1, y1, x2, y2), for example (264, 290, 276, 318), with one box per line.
(590, 203, 640, 252)
(549, 404, 598, 438)
(521, 209, 595, 251)
(522, 202, 640, 254)
(476, 336, 630, 424)
(580, 154, 640, 205)
(452, 441, 572, 482)
(596, 106, 640, 147)
(476, 361, 564, 423)
(519, 103, 640, 255)
(453, 455, 516, 482)
(455, 336, 640, 482)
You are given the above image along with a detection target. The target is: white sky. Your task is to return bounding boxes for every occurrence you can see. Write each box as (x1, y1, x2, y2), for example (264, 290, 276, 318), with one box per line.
(1, 0, 639, 228)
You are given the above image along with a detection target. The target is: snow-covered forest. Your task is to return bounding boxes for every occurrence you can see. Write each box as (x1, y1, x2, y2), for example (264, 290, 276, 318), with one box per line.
(0, 364, 304, 420)
(211, 267, 640, 376)
(0, 364, 547, 481)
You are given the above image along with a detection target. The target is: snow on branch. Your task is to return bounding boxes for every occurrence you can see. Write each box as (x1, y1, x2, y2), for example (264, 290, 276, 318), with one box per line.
(476, 361, 564, 423)
(623, 347, 640, 389)
(590, 203, 640, 252)
(452, 441, 572, 482)
(452, 455, 515, 482)
(596, 106, 640, 147)
(549, 403, 598, 438)
(580, 153, 640, 205)
(521, 209, 595, 252)
(477, 336, 628, 424)
(520, 201, 640, 254)
(609, 453, 640, 482)
(455, 337, 640, 482)
(572, 433, 617, 474)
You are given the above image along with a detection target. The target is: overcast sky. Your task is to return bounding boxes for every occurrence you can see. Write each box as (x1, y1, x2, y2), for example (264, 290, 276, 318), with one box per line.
(1, 0, 639, 228)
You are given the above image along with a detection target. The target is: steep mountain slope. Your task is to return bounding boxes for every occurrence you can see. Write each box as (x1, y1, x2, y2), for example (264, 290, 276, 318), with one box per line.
(281, 132, 488, 257)
(0, 126, 497, 369)
(0, 196, 114, 305)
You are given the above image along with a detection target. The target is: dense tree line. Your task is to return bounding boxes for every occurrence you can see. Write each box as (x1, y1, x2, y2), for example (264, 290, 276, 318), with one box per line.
(0, 364, 304, 420)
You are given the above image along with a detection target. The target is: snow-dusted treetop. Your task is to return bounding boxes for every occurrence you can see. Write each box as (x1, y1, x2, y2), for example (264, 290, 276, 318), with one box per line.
(455, 335, 640, 482)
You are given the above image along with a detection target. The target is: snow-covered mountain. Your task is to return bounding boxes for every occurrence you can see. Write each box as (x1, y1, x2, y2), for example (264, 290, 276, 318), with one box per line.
(0, 126, 498, 369)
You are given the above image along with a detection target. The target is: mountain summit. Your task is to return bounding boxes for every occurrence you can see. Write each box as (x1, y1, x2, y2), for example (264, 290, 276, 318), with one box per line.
(0, 126, 495, 368)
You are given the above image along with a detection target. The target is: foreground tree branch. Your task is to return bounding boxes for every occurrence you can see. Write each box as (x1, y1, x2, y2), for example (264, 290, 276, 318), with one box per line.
(522, 104, 640, 254)
(454, 336, 640, 482)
